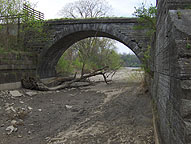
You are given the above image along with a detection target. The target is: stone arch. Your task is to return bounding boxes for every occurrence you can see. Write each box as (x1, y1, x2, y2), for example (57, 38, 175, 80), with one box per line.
(37, 23, 148, 78)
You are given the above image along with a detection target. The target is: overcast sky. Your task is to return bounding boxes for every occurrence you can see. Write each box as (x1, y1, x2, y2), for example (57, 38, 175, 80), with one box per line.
(31, 0, 156, 54)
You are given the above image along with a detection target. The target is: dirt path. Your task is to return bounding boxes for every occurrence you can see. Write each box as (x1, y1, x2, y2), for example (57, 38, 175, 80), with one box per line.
(0, 68, 154, 144)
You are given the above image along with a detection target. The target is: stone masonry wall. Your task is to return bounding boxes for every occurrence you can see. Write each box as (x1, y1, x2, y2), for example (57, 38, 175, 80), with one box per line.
(0, 52, 37, 84)
(37, 18, 149, 78)
(152, 0, 191, 143)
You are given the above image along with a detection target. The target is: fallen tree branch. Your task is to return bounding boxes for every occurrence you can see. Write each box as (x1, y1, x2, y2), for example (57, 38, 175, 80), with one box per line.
(21, 66, 115, 91)
(46, 73, 77, 86)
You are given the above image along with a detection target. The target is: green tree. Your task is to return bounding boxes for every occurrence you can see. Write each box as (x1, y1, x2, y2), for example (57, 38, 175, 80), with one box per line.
(120, 53, 141, 67)
(133, 3, 157, 37)
(133, 3, 157, 74)
(0, 0, 45, 52)
(0, 0, 31, 51)
(0, 0, 33, 23)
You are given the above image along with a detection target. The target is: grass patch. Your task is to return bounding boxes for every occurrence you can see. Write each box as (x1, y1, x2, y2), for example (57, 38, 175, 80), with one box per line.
(126, 69, 144, 82)
(45, 17, 135, 21)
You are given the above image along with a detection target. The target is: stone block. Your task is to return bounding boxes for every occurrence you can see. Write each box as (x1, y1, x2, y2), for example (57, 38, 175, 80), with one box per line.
(180, 99, 191, 118)
(184, 121, 191, 143)
(181, 80, 191, 90)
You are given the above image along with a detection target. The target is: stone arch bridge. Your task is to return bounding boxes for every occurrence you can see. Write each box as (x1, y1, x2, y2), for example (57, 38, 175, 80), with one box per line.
(1, 0, 191, 143)
(31, 18, 150, 78)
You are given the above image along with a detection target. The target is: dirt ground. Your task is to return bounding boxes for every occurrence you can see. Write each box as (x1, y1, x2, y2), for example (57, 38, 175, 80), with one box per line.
(0, 68, 154, 144)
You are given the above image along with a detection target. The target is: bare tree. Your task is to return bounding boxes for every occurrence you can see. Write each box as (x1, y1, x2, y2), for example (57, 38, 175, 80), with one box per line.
(59, 0, 112, 18)
(21, 0, 122, 91)
(58, 0, 119, 77)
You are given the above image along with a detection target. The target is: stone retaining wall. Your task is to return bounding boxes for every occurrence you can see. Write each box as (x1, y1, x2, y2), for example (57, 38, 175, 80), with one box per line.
(0, 52, 37, 84)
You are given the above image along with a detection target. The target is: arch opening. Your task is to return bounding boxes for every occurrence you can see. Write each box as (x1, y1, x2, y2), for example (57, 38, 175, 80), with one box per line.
(56, 37, 141, 77)
(37, 29, 145, 78)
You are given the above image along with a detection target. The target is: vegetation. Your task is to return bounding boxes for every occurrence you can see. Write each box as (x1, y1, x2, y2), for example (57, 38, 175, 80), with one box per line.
(133, 3, 157, 74)
(58, 0, 112, 18)
(133, 3, 157, 37)
(0, 0, 30, 18)
(120, 53, 141, 67)
(186, 37, 191, 49)
(56, 38, 122, 76)
(57, 0, 122, 76)
(0, 0, 44, 52)
(46, 17, 131, 21)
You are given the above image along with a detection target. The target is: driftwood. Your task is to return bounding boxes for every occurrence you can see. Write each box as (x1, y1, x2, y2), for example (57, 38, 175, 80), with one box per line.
(21, 76, 49, 91)
(46, 73, 77, 87)
(21, 66, 116, 91)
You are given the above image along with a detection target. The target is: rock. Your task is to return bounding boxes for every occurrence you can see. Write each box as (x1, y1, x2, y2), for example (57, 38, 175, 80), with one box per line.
(5, 106, 17, 119)
(4, 103, 14, 108)
(65, 105, 73, 109)
(11, 120, 17, 126)
(26, 91, 37, 96)
(17, 108, 29, 119)
(180, 99, 191, 118)
(18, 135, 22, 138)
(5, 106, 16, 113)
(19, 101, 24, 104)
(71, 108, 79, 112)
(184, 121, 191, 141)
(9, 90, 23, 97)
(181, 80, 191, 90)
(6, 125, 17, 135)
(79, 109, 86, 114)
(38, 109, 42, 112)
(28, 106, 33, 110)
(45, 137, 51, 141)
(17, 119, 24, 126)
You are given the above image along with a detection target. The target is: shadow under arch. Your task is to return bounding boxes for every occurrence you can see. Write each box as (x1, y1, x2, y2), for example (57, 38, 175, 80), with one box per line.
(37, 27, 148, 78)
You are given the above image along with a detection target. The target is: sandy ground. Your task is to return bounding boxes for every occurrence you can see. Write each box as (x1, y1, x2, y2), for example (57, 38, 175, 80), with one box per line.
(0, 68, 154, 144)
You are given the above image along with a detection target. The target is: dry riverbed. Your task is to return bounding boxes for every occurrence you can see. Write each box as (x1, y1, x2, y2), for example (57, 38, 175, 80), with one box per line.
(0, 68, 154, 144)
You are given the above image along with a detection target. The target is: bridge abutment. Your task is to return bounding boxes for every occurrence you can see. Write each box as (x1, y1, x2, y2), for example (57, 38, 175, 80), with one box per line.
(152, 0, 191, 143)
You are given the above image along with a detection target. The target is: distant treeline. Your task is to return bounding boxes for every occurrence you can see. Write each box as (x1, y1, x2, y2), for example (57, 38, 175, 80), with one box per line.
(120, 53, 141, 67)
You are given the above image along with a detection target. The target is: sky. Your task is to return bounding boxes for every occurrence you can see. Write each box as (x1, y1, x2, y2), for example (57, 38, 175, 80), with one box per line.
(30, 0, 156, 54)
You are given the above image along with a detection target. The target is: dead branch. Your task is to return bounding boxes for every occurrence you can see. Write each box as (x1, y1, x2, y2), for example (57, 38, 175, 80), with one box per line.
(21, 66, 115, 91)
(46, 73, 77, 86)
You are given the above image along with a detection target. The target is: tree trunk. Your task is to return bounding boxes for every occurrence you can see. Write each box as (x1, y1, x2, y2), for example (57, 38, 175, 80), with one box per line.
(81, 62, 86, 77)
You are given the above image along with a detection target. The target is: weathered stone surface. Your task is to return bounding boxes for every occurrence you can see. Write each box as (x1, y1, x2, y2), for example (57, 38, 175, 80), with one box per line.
(184, 121, 191, 142)
(9, 90, 23, 97)
(152, 0, 191, 144)
(181, 99, 191, 118)
(0, 52, 37, 84)
(34, 18, 150, 78)
(181, 80, 191, 90)
(169, 10, 191, 35)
